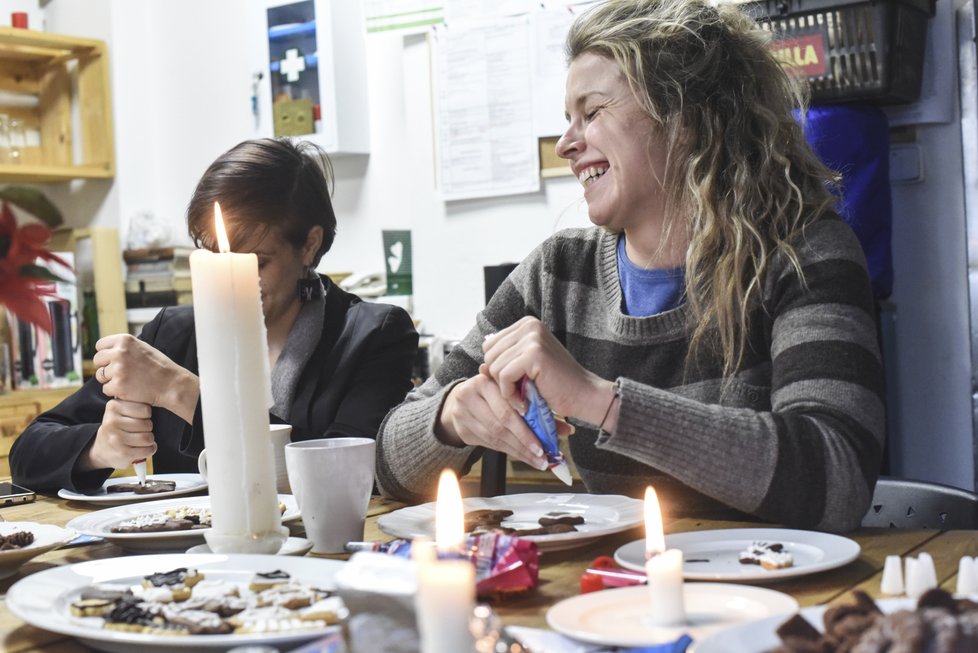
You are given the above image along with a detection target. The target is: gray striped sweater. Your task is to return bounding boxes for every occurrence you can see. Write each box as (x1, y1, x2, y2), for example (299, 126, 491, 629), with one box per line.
(376, 217, 884, 532)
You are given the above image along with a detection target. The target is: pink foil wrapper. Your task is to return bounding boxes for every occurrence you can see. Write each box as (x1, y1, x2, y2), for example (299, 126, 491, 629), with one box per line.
(358, 533, 539, 598)
(467, 532, 539, 598)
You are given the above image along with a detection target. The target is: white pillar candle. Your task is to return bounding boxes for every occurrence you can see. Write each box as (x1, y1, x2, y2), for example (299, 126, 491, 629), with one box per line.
(190, 202, 287, 554)
(414, 470, 475, 653)
(644, 486, 686, 626)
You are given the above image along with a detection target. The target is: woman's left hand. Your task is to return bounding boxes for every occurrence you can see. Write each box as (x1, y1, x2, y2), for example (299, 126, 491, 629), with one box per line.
(482, 316, 615, 427)
(93, 334, 200, 423)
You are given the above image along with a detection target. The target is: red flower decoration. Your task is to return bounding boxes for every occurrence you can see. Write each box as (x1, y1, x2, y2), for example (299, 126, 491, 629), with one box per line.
(0, 201, 69, 333)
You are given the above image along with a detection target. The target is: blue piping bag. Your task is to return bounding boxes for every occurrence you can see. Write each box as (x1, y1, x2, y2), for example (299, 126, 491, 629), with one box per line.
(520, 378, 573, 485)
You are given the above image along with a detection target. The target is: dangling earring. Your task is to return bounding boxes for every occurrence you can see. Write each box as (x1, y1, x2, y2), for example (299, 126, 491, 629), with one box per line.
(297, 265, 318, 303)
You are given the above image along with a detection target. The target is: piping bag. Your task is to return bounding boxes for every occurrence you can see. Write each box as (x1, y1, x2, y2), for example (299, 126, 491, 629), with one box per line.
(133, 459, 147, 485)
(519, 378, 572, 485)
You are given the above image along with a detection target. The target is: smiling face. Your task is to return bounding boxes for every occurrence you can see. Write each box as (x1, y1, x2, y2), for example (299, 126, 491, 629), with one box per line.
(556, 52, 669, 232)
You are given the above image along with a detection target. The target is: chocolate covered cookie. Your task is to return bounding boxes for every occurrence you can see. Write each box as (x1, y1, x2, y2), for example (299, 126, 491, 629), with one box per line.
(107, 480, 177, 495)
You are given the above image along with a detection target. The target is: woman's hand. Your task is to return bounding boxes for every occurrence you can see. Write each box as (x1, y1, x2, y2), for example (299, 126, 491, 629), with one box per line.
(482, 317, 617, 429)
(436, 366, 570, 470)
(93, 334, 199, 423)
(78, 399, 157, 472)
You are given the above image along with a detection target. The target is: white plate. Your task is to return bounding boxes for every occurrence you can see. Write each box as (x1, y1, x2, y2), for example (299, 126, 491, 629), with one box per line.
(65, 494, 301, 552)
(377, 493, 643, 552)
(546, 583, 798, 647)
(691, 597, 912, 653)
(58, 473, 208, 506)
(615, 528, 861, 581)
(6, 553, 344, 653)
(186, 536, 313, 557)
(0, 522, 76, 580)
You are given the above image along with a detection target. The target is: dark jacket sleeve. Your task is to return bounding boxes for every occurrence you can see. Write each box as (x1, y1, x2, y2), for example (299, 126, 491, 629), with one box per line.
(325, 304, 418, 439)
(9, 309, 181, 493)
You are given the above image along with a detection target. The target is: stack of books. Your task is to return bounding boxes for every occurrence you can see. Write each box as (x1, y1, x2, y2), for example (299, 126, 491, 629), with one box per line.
(124, 247, 193, 308)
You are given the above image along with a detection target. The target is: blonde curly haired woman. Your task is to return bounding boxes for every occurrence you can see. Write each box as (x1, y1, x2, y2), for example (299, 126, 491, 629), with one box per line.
(377, 0, 883, 532)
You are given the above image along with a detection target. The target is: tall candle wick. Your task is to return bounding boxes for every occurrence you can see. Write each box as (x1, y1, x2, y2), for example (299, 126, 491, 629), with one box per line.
(435, 469, 465, 555)
(644, 486, 666, 559)
(214, 201, 231, 253)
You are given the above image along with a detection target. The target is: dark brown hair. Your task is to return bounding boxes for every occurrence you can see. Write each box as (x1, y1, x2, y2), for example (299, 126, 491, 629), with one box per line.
(186, 138, 336, 266)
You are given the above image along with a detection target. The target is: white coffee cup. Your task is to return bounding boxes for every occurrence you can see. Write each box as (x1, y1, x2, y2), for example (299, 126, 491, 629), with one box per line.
(285, 437, 376, 554)
(198, 424, 293, 494)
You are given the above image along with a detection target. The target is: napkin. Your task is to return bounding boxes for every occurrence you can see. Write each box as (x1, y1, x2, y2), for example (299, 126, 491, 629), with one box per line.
(506, 626, 692, 653)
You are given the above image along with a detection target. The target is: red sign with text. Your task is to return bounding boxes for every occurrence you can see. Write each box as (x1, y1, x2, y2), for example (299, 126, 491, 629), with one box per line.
(770, 31, 829, 78)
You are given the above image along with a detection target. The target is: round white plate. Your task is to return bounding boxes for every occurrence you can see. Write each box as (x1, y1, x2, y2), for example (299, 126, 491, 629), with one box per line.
(378, 493, 643, 552)
(615, 528, 861, 581)
(186, 536, 313, 557)
(546, 583, 798, 647)
(58, 473, 208, 506)
(0, 522, 76, 580)
(692, 597, 913, 653)
(65, 494, 300, 552)
(6, 553, 344, 653)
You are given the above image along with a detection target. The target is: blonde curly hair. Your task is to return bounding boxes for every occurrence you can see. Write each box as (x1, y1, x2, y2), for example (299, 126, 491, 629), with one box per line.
(566, 0, 839, 379)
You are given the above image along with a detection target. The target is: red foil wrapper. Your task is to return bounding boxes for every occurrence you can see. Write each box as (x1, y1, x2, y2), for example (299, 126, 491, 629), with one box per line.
(360, 533, 539, 598)
(467, 532, 539, 598)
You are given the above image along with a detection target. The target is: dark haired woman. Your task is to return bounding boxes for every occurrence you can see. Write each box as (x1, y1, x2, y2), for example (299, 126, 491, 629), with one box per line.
(12, 138, 418, 493)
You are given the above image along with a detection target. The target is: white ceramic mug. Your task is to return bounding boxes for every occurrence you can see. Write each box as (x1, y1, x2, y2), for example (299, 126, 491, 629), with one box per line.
(198, 424, 293, 494)
(285, 437, 376, 554)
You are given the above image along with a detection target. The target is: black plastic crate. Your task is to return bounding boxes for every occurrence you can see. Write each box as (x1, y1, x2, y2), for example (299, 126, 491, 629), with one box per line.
(742, 0, 936, 104)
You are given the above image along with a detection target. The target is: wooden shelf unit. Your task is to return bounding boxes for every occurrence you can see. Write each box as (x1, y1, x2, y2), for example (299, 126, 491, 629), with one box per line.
(0, 26, 115, 181)
(49, 227, 127, 340)
(0, 386, 75, 477)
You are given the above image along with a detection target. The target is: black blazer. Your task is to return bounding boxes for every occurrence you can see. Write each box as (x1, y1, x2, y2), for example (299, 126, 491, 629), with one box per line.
(11, 277, 419, 493)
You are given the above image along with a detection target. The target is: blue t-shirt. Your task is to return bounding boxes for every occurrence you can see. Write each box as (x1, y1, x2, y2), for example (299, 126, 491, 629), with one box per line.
(617, 235, 685, 317)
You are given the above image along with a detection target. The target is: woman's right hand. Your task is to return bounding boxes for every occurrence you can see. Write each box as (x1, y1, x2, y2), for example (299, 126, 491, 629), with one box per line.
(93, 334, 199, 423)
(435, 366, 572, 470)
(79, 399, 157, 472)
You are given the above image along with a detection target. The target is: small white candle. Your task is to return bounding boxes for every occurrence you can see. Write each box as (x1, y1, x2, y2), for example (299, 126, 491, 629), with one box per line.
(644, 486, 686, 626)
(415, 470, 475, 653)
(880, 555, 904, 595)
(190, 202, 286, 554)
(956, 556, 978, 595)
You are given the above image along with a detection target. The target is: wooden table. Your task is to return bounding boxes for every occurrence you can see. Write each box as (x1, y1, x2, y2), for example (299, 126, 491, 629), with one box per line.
(1, 494, 976, 652)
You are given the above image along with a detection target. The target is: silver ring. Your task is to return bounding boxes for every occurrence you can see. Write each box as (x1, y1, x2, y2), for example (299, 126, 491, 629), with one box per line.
(97, 366, 107, 383)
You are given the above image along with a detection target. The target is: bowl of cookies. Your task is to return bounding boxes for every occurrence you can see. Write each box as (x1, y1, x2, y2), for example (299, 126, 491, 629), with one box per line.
(0, 521, 76, 579)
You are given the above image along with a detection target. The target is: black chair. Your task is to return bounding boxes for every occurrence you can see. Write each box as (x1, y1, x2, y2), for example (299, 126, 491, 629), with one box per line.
(480, 264, 519, 498)
(862, 476, 978, 529)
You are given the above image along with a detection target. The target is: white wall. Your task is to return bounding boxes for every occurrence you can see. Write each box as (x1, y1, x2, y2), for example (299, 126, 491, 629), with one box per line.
(42, 0, 588, 339)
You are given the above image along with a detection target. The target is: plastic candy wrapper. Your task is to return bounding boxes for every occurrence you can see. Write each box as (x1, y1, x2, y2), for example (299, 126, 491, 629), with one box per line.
(520, 378, 572, 485)
(347, 532, 540, 598)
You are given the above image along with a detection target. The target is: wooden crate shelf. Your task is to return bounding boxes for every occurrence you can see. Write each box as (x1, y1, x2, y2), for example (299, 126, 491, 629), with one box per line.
(0, 26, 114, 180)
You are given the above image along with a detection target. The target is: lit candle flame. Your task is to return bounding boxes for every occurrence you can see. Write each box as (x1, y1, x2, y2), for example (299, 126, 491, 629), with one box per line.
(434, 469, 464, 552)
(214, 202, 231, 254)
(645, 486, 665, 558)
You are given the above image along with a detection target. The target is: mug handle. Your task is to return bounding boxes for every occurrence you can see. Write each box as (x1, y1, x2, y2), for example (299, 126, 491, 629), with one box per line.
(197, 450, 208, 481)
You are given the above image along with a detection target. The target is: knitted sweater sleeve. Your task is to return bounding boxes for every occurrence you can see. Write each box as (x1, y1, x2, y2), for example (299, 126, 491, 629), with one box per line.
(375, 241, 548, 503)
(598, 219, 884, 532)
